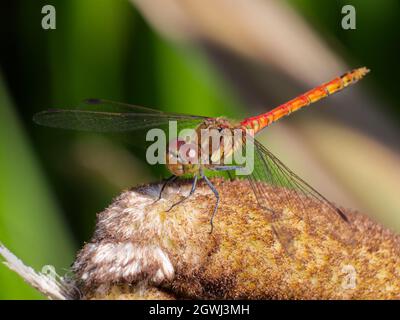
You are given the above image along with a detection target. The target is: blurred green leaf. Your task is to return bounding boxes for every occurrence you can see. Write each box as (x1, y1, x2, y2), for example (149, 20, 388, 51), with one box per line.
(0, 73, 75, 299)
(50, 0, 132, 103)
(153, 38, 243, 118)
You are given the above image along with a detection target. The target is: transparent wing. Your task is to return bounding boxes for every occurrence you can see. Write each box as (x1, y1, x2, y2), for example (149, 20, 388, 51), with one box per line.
(243, 137, 354, 256)
(33, 98, 207, 132)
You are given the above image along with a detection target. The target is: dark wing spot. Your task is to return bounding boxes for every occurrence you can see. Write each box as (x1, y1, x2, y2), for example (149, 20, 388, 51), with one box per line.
(336, 208, 350, 223)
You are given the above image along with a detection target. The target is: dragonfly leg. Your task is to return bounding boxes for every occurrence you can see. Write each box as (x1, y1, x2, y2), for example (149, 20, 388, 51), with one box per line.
(166, 175, 198, 212)
(154, 175, 177, 203)
(202, 174, 220, 234)
(213, 165, 244, 171)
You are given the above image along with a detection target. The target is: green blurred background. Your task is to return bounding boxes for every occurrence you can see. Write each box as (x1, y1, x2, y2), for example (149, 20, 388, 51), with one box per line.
(0, 0, 399, 299)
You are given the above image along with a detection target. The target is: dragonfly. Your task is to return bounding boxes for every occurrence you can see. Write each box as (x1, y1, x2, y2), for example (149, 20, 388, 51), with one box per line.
(34, 67, 369, 254)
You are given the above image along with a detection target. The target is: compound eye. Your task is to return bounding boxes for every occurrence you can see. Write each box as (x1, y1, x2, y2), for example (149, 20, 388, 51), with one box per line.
(181, 144, 198, 163)
(168, 139, 198, 164)
(168, 139, 183, 154)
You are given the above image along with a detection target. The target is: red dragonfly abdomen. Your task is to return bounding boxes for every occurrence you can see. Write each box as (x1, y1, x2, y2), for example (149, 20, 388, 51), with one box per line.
(240, 67, 369, 134)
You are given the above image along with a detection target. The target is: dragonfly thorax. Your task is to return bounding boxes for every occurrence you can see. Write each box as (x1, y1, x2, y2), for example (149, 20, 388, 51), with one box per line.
(166, 118, 242, 176)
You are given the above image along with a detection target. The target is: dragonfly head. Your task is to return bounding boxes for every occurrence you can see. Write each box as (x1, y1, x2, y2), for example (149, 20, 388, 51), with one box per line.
(166, 138, 200, 176)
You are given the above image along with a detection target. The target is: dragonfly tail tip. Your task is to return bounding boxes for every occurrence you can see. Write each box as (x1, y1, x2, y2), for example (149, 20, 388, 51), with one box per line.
(357, 66, 370, 77)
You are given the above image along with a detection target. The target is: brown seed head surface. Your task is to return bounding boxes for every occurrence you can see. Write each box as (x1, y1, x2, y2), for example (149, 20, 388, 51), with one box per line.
(72, 178, 400, 299)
